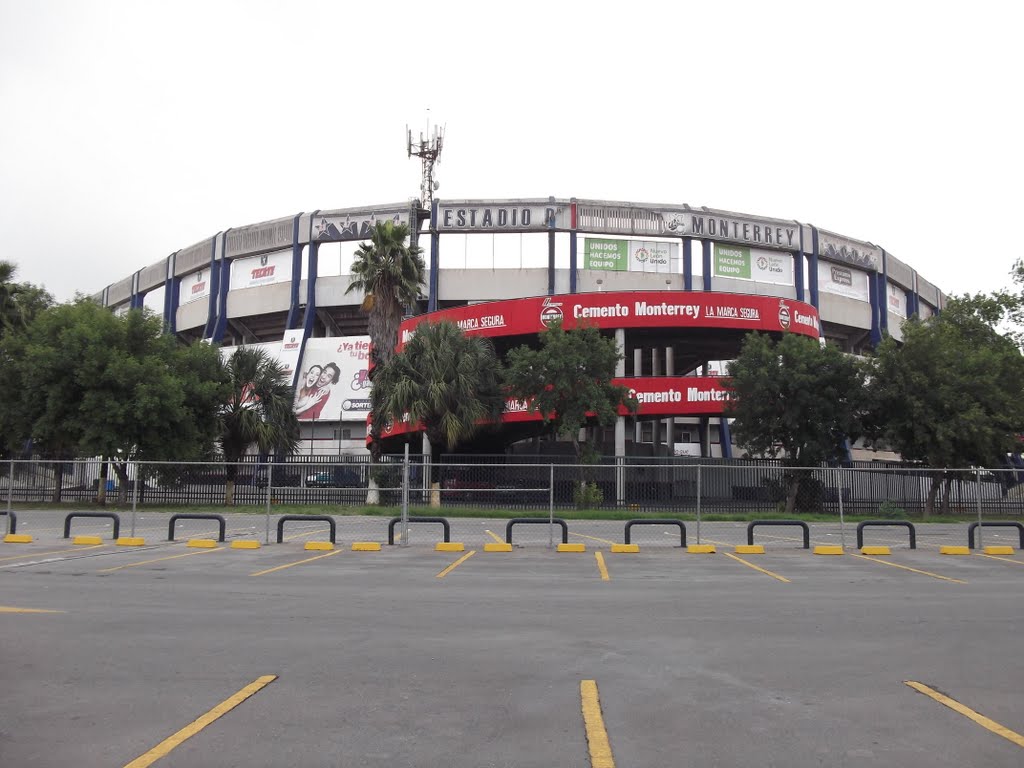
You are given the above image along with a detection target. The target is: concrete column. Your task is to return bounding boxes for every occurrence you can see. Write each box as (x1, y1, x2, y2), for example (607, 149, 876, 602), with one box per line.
(614, 328, 627, 503)
(650, 348, 660, 453)
(699, 417, 710, 458)
(633, 347, 643, 444)
(664, 346, 675, 455)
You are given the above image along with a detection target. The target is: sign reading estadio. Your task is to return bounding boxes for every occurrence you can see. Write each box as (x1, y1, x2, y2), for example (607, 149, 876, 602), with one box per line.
(398, 291, 819, 347)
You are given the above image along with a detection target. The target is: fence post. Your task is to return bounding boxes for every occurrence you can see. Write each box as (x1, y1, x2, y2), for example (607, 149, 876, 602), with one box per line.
(265, 462, 273, 545)
(130, 461, 139, 537)
(5, 459, 13, 536)
(401, 444, 410, 547)
(549, 464, 555, 549)
(975, 468, 983, 549)
(837, 466, 846, 550)
(696, 463, 702, 545)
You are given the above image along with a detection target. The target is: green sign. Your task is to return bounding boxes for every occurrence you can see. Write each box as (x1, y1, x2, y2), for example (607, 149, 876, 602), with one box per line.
(714, 244, 751, 279)
(584, 239, 628, 271)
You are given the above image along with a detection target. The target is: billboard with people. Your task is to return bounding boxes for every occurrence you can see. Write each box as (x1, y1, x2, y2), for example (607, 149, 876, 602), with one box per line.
(294, 336, 371, 422)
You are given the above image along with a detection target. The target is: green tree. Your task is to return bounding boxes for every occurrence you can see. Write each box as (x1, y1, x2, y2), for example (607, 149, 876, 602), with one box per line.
(0, 301, 228, 502)
(504, 319, 637, 468)
(725, 333, 868, 514)
(218, 346, 300, 505)
(0, 261, 52, 338)
(866, 298, 1024, 516)
(345, 220, 426, 501)
(371, 320, 505, 505)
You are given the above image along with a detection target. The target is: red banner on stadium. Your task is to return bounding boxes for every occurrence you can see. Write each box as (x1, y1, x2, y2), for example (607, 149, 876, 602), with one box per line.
(377, 375, 733, 440)
(398, 291, 818, 347)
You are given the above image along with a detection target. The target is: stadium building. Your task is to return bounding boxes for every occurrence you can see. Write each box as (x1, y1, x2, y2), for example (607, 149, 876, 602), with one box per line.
(91, 198, 945, 459)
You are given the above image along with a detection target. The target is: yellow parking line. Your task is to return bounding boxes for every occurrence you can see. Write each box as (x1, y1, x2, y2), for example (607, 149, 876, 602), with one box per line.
(484, 529, 505, 544)
(97, 547, 222, 573)
(0, 605, 63, 614)
(853, 554, 966, 583)
(572, 532, 618, 546)
(973, 553, 1024, 566)
(123, 675, 277, 767)
(580, 680, 616, 768)
(250, 548, 342, 576)
(905, 681, 1024, 749)
(595, 551, 610, 581)
(436, 550, 476, 578)
(0, 544, 104, 562)
(721, 551, 791, 583)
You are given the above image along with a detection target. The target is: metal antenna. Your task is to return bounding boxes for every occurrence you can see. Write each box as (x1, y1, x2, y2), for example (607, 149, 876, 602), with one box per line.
(407, 111, 444, 208)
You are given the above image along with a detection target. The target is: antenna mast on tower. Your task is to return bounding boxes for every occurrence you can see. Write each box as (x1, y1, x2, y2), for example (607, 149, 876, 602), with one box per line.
(407, 113, 444, 208)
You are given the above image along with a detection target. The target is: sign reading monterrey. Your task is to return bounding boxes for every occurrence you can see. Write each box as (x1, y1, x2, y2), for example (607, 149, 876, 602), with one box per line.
(435, 199, 802, 253)
(398, 291, 820, 346)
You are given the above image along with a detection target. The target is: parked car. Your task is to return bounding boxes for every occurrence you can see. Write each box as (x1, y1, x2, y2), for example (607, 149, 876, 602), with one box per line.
(306, 467, 363, 488)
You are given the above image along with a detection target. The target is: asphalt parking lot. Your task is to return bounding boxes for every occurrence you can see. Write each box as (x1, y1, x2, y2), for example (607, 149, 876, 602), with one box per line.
(1, 517, 1022, 767)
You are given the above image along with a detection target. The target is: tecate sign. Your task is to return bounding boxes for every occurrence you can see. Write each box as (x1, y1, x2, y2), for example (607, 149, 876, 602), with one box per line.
(398, 291, 820, 347)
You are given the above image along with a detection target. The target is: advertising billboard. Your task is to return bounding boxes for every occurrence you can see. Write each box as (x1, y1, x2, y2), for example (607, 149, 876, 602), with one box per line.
(179, 268, 211, 305)
(818, 262, 871, 302)
(231, 250, 292, 290)
(399, 291, 820, 346)
(294, 336, 371, 423)
(584, 238, 677, 273)
(713, 245, 793, 285)
(887, 282, 907, 316)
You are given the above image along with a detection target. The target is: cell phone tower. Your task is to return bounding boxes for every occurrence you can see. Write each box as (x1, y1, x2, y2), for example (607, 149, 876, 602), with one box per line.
(407, 112, 444, 209)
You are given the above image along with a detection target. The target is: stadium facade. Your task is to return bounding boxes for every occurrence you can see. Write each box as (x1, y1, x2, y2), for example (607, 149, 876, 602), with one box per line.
(91, 198, 945, 459)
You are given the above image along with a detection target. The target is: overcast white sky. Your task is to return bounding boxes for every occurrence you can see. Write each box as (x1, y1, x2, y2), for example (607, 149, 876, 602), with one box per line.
(1, 0, 1021, 302)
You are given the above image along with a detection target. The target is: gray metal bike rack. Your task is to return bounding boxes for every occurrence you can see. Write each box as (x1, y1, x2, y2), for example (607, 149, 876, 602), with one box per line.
(505, 517, 569, 544)
(277, 515, 336, 544)
(856, 520, 916, 549)
(168, 513, 227, 542)
(624, 519, 686, 547)
(387, 516, 451, 545)
(968, 521, 1024, 549)
(64, 512, 121, 539)
(747, 520, 810, 549)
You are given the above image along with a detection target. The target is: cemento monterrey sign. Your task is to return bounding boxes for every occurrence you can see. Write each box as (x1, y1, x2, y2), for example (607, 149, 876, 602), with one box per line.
(398, 291, 820, 347)
(379, 376, 734, 438)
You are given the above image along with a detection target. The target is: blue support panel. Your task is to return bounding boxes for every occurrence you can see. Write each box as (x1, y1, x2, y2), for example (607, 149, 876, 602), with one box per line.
(569, 231, 578, 293)
(428, 200, 439, 312)
(702, 240, 712, 292)
(201, 240, 220, 339)
(683, 238, 693, 291)
(794, 224, 805, 303)
(809, 226, 820, 309)
(212, 230, 232, 342)
(285, 212, 304, 330)
(879, 249, 889, 335)
(719, 417, 733, 459)
(303, 240, 319, 339)
(868, 272, 883, 347)
(165, 276, 180, 334)
(547, 230, 555, 295)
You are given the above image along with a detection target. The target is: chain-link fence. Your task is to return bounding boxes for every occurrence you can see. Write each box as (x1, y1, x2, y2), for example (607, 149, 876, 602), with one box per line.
(2, 456, 1022, 550)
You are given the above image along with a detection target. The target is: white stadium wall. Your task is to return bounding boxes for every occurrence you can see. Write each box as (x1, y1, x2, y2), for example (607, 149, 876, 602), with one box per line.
(94, 197, 948, 456)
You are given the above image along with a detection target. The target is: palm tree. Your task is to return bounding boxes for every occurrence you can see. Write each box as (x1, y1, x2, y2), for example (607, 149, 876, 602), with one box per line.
(218, 347, 300, 504)
(371, 320, 505, 507)
(346, 220, 426, 501)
